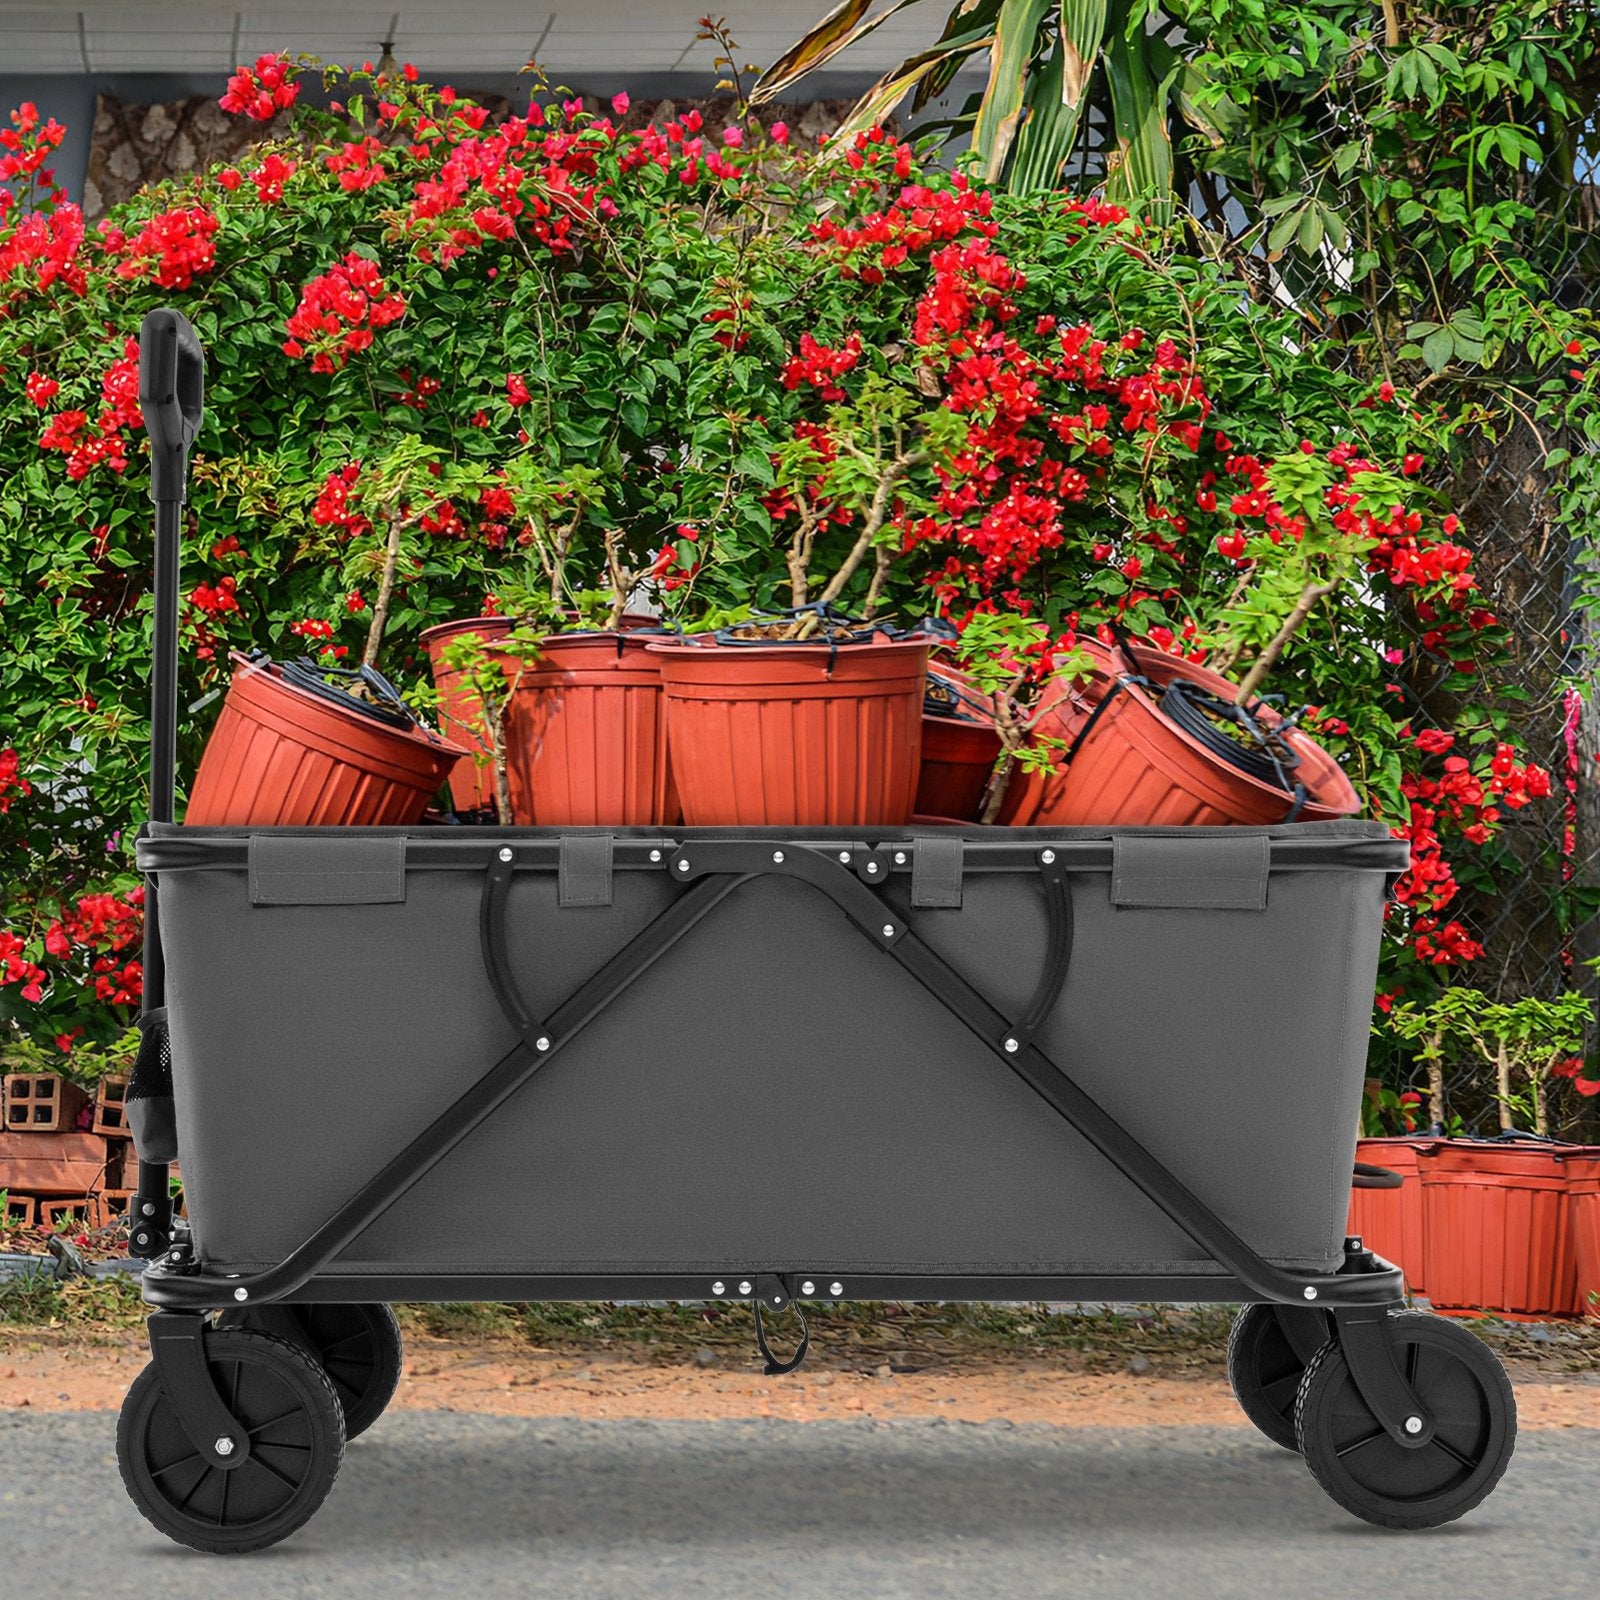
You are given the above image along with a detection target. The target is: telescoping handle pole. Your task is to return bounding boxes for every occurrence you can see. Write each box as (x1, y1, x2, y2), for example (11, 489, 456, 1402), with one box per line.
(139, 308, 204, 832)
(128, 312, 203, 1261)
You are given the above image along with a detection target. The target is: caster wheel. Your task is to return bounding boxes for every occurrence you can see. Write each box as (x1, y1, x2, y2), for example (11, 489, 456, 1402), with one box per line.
(1226, 1303, 1331, 1451)
(219, 1303, 403, 1440)
(118, 1326, 345, 1554)
(1295, 1311, 1517, 1529)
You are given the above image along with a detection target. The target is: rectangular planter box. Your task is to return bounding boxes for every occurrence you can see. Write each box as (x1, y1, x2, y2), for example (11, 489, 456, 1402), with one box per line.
(1348, 1137, 1438, 1295)
(141, 820, 1398, 1287)
(1418, 1143, 1582, 1318)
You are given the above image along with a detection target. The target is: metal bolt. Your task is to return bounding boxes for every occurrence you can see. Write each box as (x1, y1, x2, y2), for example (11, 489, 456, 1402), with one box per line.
(214, 1436, 235, 1457)
(141, 1202, 155, 1216)
(677, 859, 690, 872)
(894, 852, 907, 865)
(882, 924, 895, 938)
(712, 1280, 726, 1295)
(535, 1037, 550, 1052)
(132, 1232, 148, 1248)
(1303, 1287, 1318, 1301)
(1348, 1237, 1363, 1251)
(1404, 1415, 1424, 1436)
(866, 861, 879, 874)
(801, 1280, 816, 1295)
(233, 1287, 249, 1302)
(1003, 1038, 1019, 1053)
(649, 849, 662, 863)
(1040, 849, 1056, 864)
(738, 1280, 752, 1296)
(498, 846, 514, 862)
(770, 1292, 785, 1306)
(838, 852, 851, 864)
(772, 850, 785, 863)
(830, 1281, 843, 1296)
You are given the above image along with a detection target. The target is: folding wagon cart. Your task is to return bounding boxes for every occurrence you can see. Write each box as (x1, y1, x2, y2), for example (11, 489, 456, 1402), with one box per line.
(116, 310, 1518, 1552)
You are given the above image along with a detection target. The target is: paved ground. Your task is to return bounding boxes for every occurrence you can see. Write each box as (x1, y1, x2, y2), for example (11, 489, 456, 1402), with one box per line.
(3, 1413, 1596, 1600)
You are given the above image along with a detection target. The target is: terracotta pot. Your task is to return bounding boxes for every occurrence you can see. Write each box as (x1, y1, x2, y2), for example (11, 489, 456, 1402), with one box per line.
(420, 616, 513, 813)
(1417, 1141, 1582, 1317)
(1346, 1137, 1440, 1295)
(917, 668, 1002, 823)
(1569, 1154, 1600, 1319)
(501, 631, 677, 826)
(650, 636, 928, 826)
(1034, 640, 1359, 827)
(186, 655, 465, 826)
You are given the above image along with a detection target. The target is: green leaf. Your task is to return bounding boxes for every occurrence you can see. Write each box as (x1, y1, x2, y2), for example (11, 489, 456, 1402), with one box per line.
(1421, 327, 1455, 370)
(971, 0, 1056, 182)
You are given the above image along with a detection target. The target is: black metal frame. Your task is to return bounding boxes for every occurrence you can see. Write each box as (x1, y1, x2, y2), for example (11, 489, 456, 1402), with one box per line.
(131, 307, 1434, 1460)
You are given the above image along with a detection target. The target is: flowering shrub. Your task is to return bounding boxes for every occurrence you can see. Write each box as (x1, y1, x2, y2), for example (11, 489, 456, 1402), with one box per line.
(0, 63, 1558, 1090)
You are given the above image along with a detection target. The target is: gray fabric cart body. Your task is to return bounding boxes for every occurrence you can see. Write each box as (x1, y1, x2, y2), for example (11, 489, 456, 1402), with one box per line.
(139, 818, 1400, 1298)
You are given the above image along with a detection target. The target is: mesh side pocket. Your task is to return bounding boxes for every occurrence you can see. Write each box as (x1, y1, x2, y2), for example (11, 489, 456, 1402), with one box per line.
(126, 1007, 177, 1162)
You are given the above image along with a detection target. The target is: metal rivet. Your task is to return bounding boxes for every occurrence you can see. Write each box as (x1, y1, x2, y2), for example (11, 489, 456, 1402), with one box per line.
(141, 1202, 155, 1216)
(535, 1037, 550, 1052)
(214, 1436, 235, 1457)
(738, 1280, 752, 1296)
(1349, 1237, 1363, 1251)
(830, 1281, 843, 1296)
(838, 852, 851, 863)
(649, 849, 662, 863)
(1404, 1415, 1423, 1435)
(894, 852, 907, 865)
(1303, 1287, 1318, 1300)
(498, 846, 514, 862)
(772, 850, 785, 863)
(882, 924, 895, 938)
(801, 1280, 815, 1295)
(1003, 1038, 1019, 1053)
(866, 862, 879, 874)
(771, 1293, 784, 1306)
(233, 1287, 248, 1301)
(1040, 848, 1056, 864)
(677, 859, 690, 872)
(711, 1280, 726, 1295)
(132, 1233, 148, 1248)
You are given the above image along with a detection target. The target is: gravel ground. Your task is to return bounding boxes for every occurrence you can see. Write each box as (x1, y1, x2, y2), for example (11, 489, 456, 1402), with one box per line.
(2, 1412, 1595, 1600)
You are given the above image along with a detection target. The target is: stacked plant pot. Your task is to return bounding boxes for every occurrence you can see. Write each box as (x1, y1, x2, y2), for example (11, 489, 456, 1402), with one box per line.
(187, 654, 465, 826)
(647, 625, 928, 827)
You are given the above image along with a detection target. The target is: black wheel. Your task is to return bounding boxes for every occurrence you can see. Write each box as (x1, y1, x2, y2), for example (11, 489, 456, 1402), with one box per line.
(218, 1303, 403, 1440)
(118, 1327, 345, 1553)
(1295, 1311, 1516, 1529)
(1226, 1303, 1331, 1451)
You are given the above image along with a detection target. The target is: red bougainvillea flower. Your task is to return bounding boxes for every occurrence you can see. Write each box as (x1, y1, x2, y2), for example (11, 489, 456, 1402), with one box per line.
(250, 152, 297, 204)
(506, 373, 531, 406)
(283, 252, 406, 372)
(220, 53, 300, 121)
(311, 462, 371, 538)
(37, 336, 142, 479)
(216, 167, 243, 192)
(0, 746, 30, 812)
(24, 371, 57, 406)
(110, 205, 220, 290)
(325, 136, 389, 192)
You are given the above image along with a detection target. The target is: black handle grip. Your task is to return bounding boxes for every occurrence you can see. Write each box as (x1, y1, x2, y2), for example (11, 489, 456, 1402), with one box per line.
(139, 308, 205, 505)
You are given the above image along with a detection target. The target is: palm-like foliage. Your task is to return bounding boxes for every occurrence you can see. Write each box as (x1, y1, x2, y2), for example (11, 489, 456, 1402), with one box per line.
(749, 0, 1233, 219)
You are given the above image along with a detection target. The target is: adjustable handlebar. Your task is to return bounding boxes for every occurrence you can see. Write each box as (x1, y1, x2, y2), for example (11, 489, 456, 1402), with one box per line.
(139, 308, 205, 505)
